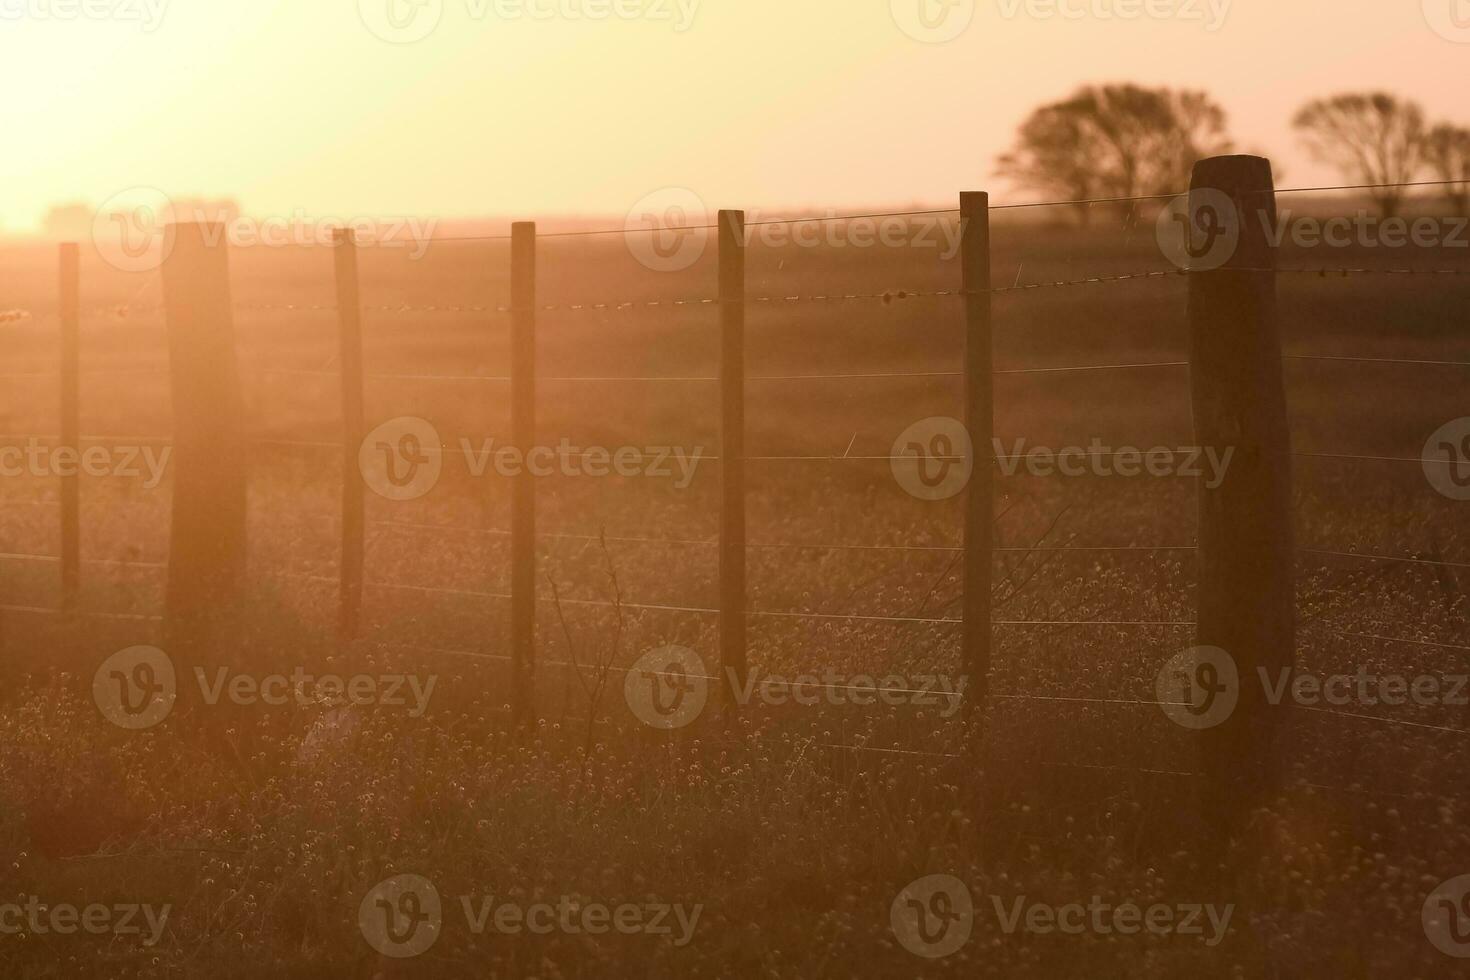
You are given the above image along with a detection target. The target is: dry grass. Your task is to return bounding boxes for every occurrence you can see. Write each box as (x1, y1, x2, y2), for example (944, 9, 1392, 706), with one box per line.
(1, 209, 1468, 976)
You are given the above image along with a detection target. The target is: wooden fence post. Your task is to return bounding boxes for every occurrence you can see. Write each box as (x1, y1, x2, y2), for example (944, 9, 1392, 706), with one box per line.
(160, 222, 247, 657)
(1186, 155, 1295, 844)
(718, 210, 748, 718)
(334, 229, 365, 642)
(511, 222, 537, 730)
(59, 244, 80, 615)
(960, 193, 994, 741)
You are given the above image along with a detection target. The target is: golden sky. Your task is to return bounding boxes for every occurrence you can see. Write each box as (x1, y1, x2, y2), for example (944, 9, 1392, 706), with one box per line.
(2, 0, 1467, 232)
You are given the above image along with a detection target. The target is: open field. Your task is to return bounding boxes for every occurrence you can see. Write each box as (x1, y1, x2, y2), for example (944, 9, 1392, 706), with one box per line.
(1, 201, 1468, 977)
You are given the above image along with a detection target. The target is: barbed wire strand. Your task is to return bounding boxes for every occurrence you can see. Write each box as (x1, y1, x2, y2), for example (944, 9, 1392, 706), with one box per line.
(406, 178, 1470, 244)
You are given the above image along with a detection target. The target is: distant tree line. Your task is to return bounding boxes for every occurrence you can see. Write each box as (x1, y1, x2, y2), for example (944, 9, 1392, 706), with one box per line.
(998, 85, 1470, 221)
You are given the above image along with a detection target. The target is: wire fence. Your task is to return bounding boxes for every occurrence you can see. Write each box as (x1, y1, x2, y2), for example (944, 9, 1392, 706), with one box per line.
(2, 173, 1468, 804)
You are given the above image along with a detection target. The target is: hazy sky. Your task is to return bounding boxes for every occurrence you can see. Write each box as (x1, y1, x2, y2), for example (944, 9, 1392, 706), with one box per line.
(2, 0, 1467, 232)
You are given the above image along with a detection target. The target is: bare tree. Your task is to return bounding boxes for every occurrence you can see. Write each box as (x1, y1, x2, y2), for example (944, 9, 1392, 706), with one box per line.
(1424, 124, 1470, 214)
(996, 84, 1232, 225)
(1292, 93, 1426, 217)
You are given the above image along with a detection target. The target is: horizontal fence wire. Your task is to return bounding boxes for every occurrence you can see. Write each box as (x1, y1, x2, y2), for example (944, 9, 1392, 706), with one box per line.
(1291, 703, 1470, 737)
(0, 604, 161, 623)
(38, 261, 1470, 325)
(369, 522, 1195, 556)
(370, 639, 961, 700)
(0, 552, 166, 569)
(1306, 625, 1470, 653)
(990, 693, 1182, 707)
(1285, 353, 1470, 369)
(1293, 451, 1462, 467)
(281, 572, 1190, 630)
(1300, 548, 1470, 571)
(377, 178, 1470, 244)
(1, 540, 1452, 576)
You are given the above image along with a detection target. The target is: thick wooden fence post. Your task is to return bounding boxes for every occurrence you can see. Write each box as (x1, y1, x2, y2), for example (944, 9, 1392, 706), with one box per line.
(718, 210, 748, 718)
(510, 222, 536, 730)
(59, 244, 80, 615)
(1187, 155, 1295, 845)
(160, 222, 247, 658)
(334, 229, 365, 642)
(960, 193, 994, 740)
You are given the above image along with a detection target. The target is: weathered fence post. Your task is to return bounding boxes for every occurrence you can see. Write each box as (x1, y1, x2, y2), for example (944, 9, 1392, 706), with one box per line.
(511, 222, 537, 730)
(1186, 155, 1295, 845)
(160, 223, 247, 657)
(333, 228, 365, 642)
(960, 193, 994, 741)
(59, 244, 80, 615)
(718, 209, 748, 718)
